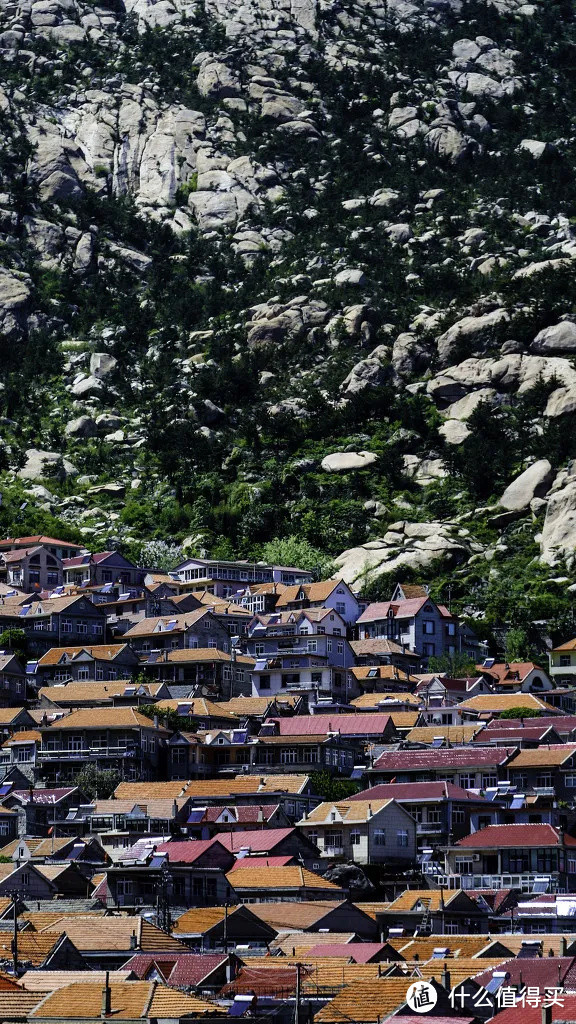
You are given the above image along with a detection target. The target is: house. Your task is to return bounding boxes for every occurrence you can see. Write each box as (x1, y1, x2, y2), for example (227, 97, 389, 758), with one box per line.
(173, 558, 313, 599)
(550, 638, 576, 685)
(0, 731, 42, 782)
(349, 666, 419, 694)
(350, 638, 420, 675)
(250, 731, 358, 776)
(247, 900, 379, 939)
(247, 609, 355, 699)
(172, 904, 278, 950)
(123, 610, 231, 655)
(476, 660, 553, 692)
(505, 744, 576, 798)
(139, 648, 254, 692)
(0, 654, 27, 706)
(35, 645, 140, 685)
(35, 915, 192, 969)
(348, 782, 494, 849)
(0, 545, 63, 594)
(113, 774, 321, 820)
(238, 583, 288, 616)
(106, 837, 235, 909)
(36, 707, 169, 783)
(0, 536, 83, 558)
(0, 930, 88, 972)
(378, 888, 489, 936)
(415, 674, 490, 707)
(0, 859, 67, 899)
(37, 680, 170, 709)
(444, 823, 576, 892)
(0, 596, 107, 656)
(357, 591, 468, 666)
(185, 804, 291, 840)
(62, 551, 145, 589)
(122, 951, 234, 991)
(214, 695, 306, 725)
(297, 798, 417, 865)
(64, 797, 194, 858)
(216, 827, 321, 869)
(1, 786, 88, 834)
(247, 606, 354, 704)
(227, 865, 345, 902)
(368, 746, 517, 788)
(457, 693, 560, 719)
(402, 724, 483, 746)
(155, 697, 241, 731)
(274, 580, 361, 626)
(181, 593, 252, 637)
(260, 713, 395, 743)
(472, 723, 562, 747)
(1, 834, 107, 872)
(0, 707, 36, 737)
(27, 979, 222, 1021)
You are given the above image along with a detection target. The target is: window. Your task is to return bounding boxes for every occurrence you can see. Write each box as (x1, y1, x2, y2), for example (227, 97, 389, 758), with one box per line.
(76, 667, 90, 681)
(308, 831, 318, 845)
(259, 676, 271, 690)
(447, 622, 456, 636)
(311, 672, 322, 684)
(423, 643, 435, 657)
(307, 640, 317, 653)
(20, 873, 30, 886)
(373, 829, 386, 846)
(280, 748, 298, 764)
(560, 655, 571, 667)
(455, 857, 474, 874)
(452, 808, 466, 824)
(350, 830, 361, 845)
(325, 832, 343, 849)
(427, 810, 441, 824)
(482, 774, 497, 788)
(337, 642, 344, 655)
(95, 667, 104, 680)
(255, 644, 265, 656)
(62, 619, 72, 634)
(327, 640, 332, 653)
(566, 775, 576, 787)
(335, 603, 346, 615)
(536, 772, 553, 788)
(91, 622, 103, 635)
(444, 922, 459, 935)
(397, 830, 409, 847)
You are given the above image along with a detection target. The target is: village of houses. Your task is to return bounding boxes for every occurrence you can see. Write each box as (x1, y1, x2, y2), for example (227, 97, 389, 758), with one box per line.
(0, 537, 576, 1022)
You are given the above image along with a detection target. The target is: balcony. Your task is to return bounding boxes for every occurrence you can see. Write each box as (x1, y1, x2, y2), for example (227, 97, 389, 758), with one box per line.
(39, 745, 140, 761)
(323, 846, 345, 856)
(416, 822, 444, 834)
(441, 872, 557, 893)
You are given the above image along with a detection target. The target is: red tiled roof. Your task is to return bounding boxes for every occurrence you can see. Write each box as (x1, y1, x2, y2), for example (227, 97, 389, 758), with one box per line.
(269, 714, 391, 737)
(457, 824, 576, 848)
(221, 966, 303, 997)
(474, 957, 576, 990)
(0, 536, 81, 548)
(372, 747, 516, 770)
(200, 805, 280, 823)
(491, 994, 576, 1024)
(486, 716, 576, 732)
(357, 598, 429, 622)
(216, 829, 296, 854)
(473, 726, 557, 742)
(153, 838, 230, 864)
(348, 782, 489, 803)
(124, 953, 228, 987)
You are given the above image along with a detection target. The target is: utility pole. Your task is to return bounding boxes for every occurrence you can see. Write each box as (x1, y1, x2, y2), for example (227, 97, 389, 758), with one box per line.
(10, 891, 18, 978)
(223, 902, 229, 955)
(294, 961, 302, 1024)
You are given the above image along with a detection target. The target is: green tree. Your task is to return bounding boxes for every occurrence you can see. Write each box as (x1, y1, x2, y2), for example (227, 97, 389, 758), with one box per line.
(504, 627, 530, 663)
(427, 652, 477, 676)
(260, 536, 334, 580)
(499, 706, 541, 720)
(74, 765, 121, 799)
(0, 628, 28, 661)
(310, 770, 361, 801)
(138, 703, 192, 732)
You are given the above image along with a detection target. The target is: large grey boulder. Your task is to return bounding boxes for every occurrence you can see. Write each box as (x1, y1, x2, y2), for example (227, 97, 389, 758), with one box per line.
(197, 61, 240, 98)
(65, 416, 97, 438)
(545, 387, 576, 418)
(0, 269, 30, 338)
(333, 520, 478, 585)
(540, 478, 576, 567)
(531, 321, 576, 354)
(499, 459, 554, 511)
(437, 309, 510, 366)
(321, 451, 378, 472)
(18, 449, 77, 481)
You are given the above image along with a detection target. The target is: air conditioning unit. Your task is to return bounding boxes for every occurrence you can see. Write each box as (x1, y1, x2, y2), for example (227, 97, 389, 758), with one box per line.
(472, 854, 481, 862)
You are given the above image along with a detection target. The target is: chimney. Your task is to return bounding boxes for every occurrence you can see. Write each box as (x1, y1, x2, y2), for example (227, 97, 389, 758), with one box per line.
(129, 931, 137, 950)
(367, 804, 373, 819)
(153, 714, 159, 729)
(101, 972, 111, 1018)
(560, 936, 567, 956)
(542, 1005, 552, 1024)
(441, 964, 451, 991)
(257, 807, 263, 823)
(172, 800, 178, 818)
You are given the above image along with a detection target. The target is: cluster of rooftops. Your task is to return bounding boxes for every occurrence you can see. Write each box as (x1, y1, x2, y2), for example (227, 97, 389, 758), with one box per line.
(0, 541, 575, 1019)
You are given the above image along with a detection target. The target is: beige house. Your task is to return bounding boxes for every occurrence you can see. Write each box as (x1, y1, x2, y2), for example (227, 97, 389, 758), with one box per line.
(296, 798, 417, 865)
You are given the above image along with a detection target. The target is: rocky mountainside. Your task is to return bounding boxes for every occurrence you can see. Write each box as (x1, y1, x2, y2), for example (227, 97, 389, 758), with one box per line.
(1, 0, 576, 643)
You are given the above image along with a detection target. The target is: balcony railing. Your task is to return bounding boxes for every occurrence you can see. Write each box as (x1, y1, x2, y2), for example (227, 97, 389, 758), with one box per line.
(39, 746, 140, 760)
(323, 846, 345, 856)
(442, 872, 557, 892)
(416, 823, 443, 834)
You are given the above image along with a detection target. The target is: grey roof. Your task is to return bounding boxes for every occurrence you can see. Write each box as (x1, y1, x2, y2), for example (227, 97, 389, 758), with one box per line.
(21, 897, 105, 913)
(164, 684, 196, 699)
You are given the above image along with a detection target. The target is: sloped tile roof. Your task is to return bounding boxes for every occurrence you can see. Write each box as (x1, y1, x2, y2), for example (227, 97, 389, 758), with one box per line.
(456, 823, 576, 848)
(43, 707, 168, 731)
(270, 713, 391, 736)
(372, 747, 516, 771)
(228, 866, 344, 892)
